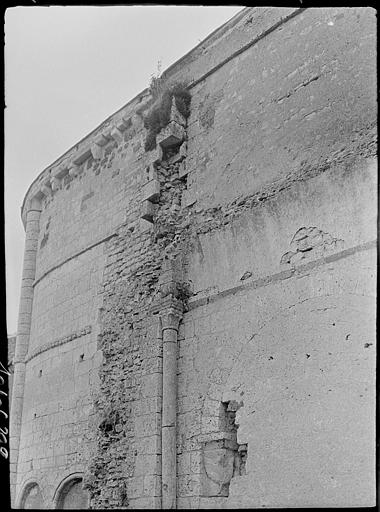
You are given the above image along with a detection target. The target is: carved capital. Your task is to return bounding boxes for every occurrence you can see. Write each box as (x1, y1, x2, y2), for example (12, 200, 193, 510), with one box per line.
(160, 306, 183, 331)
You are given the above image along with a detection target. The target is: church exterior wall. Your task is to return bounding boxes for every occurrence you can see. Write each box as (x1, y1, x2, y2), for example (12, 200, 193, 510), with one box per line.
(11, 6, 376, 509)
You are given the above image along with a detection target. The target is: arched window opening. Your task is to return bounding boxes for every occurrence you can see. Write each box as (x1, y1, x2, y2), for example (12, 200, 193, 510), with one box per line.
(56, 477, 89, 509)
(20, 483, 44, 509)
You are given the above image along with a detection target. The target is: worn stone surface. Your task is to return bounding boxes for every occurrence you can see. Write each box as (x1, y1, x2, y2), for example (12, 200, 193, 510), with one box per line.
(11, 6, 376, 510)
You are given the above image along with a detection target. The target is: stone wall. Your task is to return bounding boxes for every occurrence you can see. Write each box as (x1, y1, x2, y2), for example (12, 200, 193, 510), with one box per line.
(13, 86, 150, 507)
(177, 156, 376, 508)
(13, 6, 376, 509)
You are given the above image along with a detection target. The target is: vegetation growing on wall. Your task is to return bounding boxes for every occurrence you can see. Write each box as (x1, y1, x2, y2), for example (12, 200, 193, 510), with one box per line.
(144, 82, 191, 151)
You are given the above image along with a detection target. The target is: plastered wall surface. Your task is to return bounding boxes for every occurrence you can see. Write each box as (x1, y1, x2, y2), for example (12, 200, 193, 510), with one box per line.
(12, 6, 376, 510)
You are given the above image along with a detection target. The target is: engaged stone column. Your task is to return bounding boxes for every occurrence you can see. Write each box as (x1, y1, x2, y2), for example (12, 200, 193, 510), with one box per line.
(160, 304, 182, 510)
(9, 197, 42, 505)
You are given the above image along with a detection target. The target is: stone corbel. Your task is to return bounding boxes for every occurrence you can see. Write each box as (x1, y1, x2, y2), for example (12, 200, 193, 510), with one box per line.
(147, 162, 158, 181)
(139, 218, 154, 233)
(178, 161, 188, 179)
(102, 128, 112, 141)
(68, 164, 80, 177)
(51, 164, 69, 180)
(140, 199, 157, 222)
(156, 121, 186, 149)
(94, 133, 109, 147)
(50, 177, 61, 192)
(29, 191, 44, 211)
(73, 147, 92, 166)
(110, 127, 124, 144)
(40, 179, 52, 197)
(142, 179, 160, 202)
(116, 118, 127, 132)
(91, 143, 104, 160)
(148, 144, 164, 166)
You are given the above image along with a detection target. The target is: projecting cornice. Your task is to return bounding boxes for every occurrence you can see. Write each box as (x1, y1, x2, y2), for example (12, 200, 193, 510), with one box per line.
(20, 88, 152, 226)
(21, 6, 300, 228)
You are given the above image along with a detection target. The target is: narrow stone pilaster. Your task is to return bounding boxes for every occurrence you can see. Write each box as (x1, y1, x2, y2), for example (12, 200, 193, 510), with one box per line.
(9, 198, 42, 505)
(160, 304, 182, 510)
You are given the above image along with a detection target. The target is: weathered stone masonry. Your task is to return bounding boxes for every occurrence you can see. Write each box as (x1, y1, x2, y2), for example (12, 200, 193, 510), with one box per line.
(11, 6, 376, 509)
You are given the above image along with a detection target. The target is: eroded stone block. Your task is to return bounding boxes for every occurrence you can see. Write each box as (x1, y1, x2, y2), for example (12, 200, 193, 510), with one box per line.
(157, 121, 185, 149)
(147, 145, 164, 165)
(51, 165, 69, 179)
(94, 133, 109, 146)
(68, 164, 80, 177)
(179, 161, 188, 179)
(40, 182, 52, 197)
(170, 96, 187, 127)
(140, 200, 156, 222)
(139, 218, 154, 233)
(50, 177, 61, 192)
(181, 189, 197, 208)
(90, 143, 103, 160)
(110, 127, 124, 144)
(141, 179, 160, 203)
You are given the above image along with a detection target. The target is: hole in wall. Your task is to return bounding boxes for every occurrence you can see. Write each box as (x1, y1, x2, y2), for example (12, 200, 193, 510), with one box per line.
(201, 400, 247, 497)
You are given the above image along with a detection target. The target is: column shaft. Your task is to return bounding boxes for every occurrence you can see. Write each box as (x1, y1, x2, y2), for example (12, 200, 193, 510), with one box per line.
(9, 207, 41, 505)
(162, 327, 178, 509)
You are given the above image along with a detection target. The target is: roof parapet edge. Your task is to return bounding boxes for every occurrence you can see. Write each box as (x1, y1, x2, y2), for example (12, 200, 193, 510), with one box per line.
(20, 6, 255, 226)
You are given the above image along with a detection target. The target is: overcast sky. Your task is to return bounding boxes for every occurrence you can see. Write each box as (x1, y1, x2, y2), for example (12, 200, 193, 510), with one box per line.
(4, 5, 244, 334)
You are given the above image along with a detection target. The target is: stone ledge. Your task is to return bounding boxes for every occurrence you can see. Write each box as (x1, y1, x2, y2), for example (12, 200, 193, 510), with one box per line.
(198, 431, 237, 445)
(25, 325, 92, 363)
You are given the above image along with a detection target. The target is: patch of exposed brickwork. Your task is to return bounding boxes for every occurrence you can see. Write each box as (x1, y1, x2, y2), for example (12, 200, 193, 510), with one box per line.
(83, 133, 193, 507)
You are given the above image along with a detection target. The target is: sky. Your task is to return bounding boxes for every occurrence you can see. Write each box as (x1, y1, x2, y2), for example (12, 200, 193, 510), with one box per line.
(4, 5, 244, 334)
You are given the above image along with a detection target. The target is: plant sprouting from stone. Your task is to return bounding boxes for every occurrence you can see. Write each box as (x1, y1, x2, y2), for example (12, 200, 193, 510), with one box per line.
(144, 81, 191, 152)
